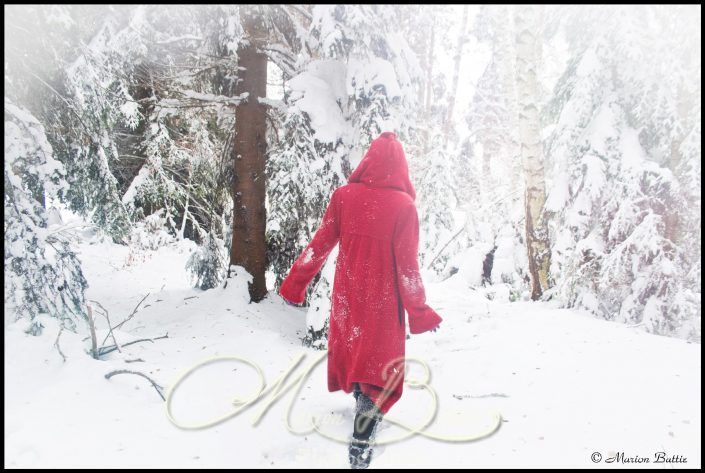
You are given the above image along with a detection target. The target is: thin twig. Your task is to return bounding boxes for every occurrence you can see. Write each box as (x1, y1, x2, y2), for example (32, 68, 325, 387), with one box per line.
(98, 333, 169, 356)
(112, 293, 151, 332)
(104, 370, 165, 401)
(427, 225, 467, 270)
(427, 189, 521, 269)
(54, 327, 67, 362)
(44, 222, 97, 238)
(89, 299, 121, 351)
(22, 70, 92, 134)
(90, 299, 123, 354)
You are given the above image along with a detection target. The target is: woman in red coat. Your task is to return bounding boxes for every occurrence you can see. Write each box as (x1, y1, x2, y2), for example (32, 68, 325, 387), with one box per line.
(278, 131, 442, 467)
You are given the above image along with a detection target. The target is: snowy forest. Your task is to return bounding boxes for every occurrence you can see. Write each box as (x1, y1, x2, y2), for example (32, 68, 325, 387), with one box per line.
(4, 5, 701, 469)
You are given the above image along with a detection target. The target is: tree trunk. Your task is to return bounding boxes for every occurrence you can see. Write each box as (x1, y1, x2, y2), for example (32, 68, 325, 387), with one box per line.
(422, 21, 436, 157)
(179, 163, 192, 240)
(498, 7, 523, 194)
(445, 5, 469, 131)
(229, 7, 269, 302)
(424, 23, 435, 118)
(514, 5, 551, 300)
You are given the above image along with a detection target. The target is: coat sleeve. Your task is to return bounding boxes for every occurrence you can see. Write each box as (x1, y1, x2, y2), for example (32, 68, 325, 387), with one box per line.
(279, 188, 341, 305)
(393, 203, 443, 334)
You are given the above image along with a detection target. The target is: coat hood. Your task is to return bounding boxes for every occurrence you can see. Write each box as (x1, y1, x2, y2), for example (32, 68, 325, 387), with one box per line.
(347, 132, 416, 201)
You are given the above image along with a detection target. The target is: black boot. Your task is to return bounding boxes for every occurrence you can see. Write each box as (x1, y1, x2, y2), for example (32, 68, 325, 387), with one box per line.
(348, 393, 383, 469)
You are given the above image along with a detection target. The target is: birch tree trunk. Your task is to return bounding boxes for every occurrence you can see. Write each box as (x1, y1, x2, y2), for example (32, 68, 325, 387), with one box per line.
(498, 7, 523, 194)
(229, 6, 269, 302)
(514, 5, 551, 300)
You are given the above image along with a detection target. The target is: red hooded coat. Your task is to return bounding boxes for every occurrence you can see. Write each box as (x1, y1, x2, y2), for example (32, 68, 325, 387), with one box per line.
(278, 132, 443, 414)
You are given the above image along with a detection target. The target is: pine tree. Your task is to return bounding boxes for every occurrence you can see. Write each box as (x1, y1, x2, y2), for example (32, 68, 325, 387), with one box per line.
(543, 5, 700, 340)
(4, 101, 88, 335)
(414, 130, 456, 271)
(186, 230, 228, 290)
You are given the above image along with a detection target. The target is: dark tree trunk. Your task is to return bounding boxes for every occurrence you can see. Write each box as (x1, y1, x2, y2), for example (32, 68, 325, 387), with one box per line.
(229, 8, 269, 302)
(482, 245, 497, 285)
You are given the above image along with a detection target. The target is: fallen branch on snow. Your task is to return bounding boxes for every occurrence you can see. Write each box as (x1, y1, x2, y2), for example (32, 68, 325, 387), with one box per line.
(104, 370, 165, 401)
(98, 333, 169, 356)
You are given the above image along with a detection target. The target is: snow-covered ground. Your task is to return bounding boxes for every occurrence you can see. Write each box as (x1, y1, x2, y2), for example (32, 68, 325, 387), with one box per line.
(5, 232, 701, 468)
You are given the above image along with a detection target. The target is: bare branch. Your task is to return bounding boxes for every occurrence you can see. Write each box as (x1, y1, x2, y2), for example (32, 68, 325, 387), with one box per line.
(104, 370, 165, 401)
(21, 69, 93, 135)
(427, 190, 521, 268)
(90, 299, 123, 354)
(155, 34, 203, 45)
(54, 327, 67, 362)
(98, 333, 169, 356)
(87, 305, 99, 359)
(112, 293, 151, 332)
